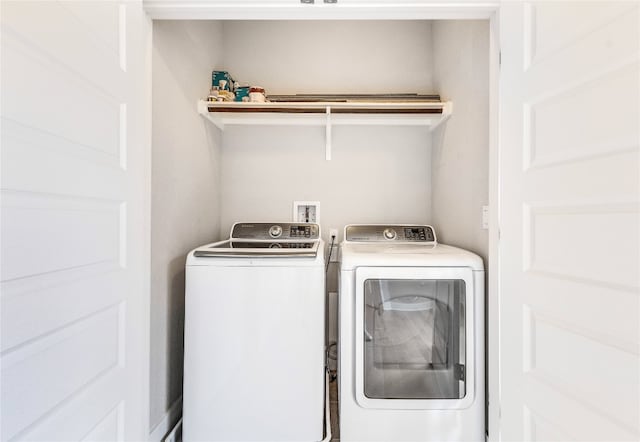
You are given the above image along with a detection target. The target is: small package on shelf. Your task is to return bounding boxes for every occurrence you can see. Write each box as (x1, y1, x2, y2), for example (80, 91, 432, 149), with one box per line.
(212, 70, 235, 91)
(207, 86, 234, 102)
(207, 87, 220, 102)
(218, 90, 235, 101)
(249, 86, 267, 103)
(234, 86, 250, 102)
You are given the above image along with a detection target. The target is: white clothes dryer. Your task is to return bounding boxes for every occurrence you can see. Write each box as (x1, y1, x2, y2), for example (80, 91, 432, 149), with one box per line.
(339, 225, 484, 442)
(183, 222, 325, 442)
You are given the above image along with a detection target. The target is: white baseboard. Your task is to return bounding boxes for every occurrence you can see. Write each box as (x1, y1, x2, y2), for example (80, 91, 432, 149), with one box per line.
(149, 396, 183, 442)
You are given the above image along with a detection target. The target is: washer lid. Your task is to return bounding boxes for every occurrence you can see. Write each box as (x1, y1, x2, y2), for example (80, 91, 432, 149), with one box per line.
(193, 239, 319, 258)
(191, 222, 321, 258)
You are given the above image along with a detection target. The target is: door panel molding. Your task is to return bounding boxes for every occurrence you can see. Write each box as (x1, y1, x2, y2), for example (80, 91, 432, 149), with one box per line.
(523, 59, 639, 170)
(523, 1, 637, 71)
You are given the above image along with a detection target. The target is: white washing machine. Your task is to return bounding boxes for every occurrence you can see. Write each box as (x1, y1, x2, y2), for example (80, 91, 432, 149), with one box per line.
(183, 222, 325, 442)
(339, 225, 485, 442)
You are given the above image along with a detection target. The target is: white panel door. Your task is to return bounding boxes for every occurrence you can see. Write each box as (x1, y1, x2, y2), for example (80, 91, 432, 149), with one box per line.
(1, 1, 149, 441)
(499, 1, 639, 441)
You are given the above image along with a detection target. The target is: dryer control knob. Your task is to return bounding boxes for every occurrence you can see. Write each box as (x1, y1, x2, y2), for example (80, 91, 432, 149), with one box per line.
(383, 228, 397, 240)
(269, 225, 283, 238)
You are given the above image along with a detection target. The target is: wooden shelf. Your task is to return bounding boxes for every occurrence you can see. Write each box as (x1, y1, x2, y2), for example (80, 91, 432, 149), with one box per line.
(196, 99, 452, 160)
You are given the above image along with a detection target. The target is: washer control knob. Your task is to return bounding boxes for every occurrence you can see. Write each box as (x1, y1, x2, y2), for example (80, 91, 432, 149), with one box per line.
(269, 225, 283, 238)
(269, 243, 282, 248)
(383, 228, 397, 240)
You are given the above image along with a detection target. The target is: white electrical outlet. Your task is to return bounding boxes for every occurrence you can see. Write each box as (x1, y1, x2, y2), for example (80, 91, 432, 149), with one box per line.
(329, 228, 338, 239)
(482, 205, 489, 229)
(293, 201, 320, 223)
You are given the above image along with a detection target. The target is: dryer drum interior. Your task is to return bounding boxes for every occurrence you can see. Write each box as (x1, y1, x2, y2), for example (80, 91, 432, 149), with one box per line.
(363, 279, 466, 400)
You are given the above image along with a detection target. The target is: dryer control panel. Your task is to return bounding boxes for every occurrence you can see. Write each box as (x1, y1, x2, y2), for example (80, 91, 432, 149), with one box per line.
(345, 225, 436, 243)
(231, 222, 320, 240)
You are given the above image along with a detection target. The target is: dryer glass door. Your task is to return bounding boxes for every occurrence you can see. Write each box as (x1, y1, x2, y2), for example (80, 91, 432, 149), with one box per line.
(363, 279, 466, 400)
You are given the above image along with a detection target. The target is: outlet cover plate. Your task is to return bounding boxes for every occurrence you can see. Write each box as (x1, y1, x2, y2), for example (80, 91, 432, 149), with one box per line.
(293, 201, 320, 224)
(482, 205, 489, 229)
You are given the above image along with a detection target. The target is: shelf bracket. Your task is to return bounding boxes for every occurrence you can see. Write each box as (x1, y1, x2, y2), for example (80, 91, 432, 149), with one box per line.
(325, 106, 332, 161)
(197, 100, 224, 130)
(430, 101, 453, 131)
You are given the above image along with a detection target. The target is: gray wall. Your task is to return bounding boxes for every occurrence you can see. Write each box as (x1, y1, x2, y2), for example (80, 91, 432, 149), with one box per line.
(219, 20, 435, 243)
(150, 20, 223, 434)
(222, 20, 434, 95)
(431, 20, 489, 262)
(220, 125, 433, 243)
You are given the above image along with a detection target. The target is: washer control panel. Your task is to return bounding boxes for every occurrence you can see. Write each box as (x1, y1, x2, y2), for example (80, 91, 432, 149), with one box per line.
(232, 222, 320, 240)
(345, 225, 436, 243)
